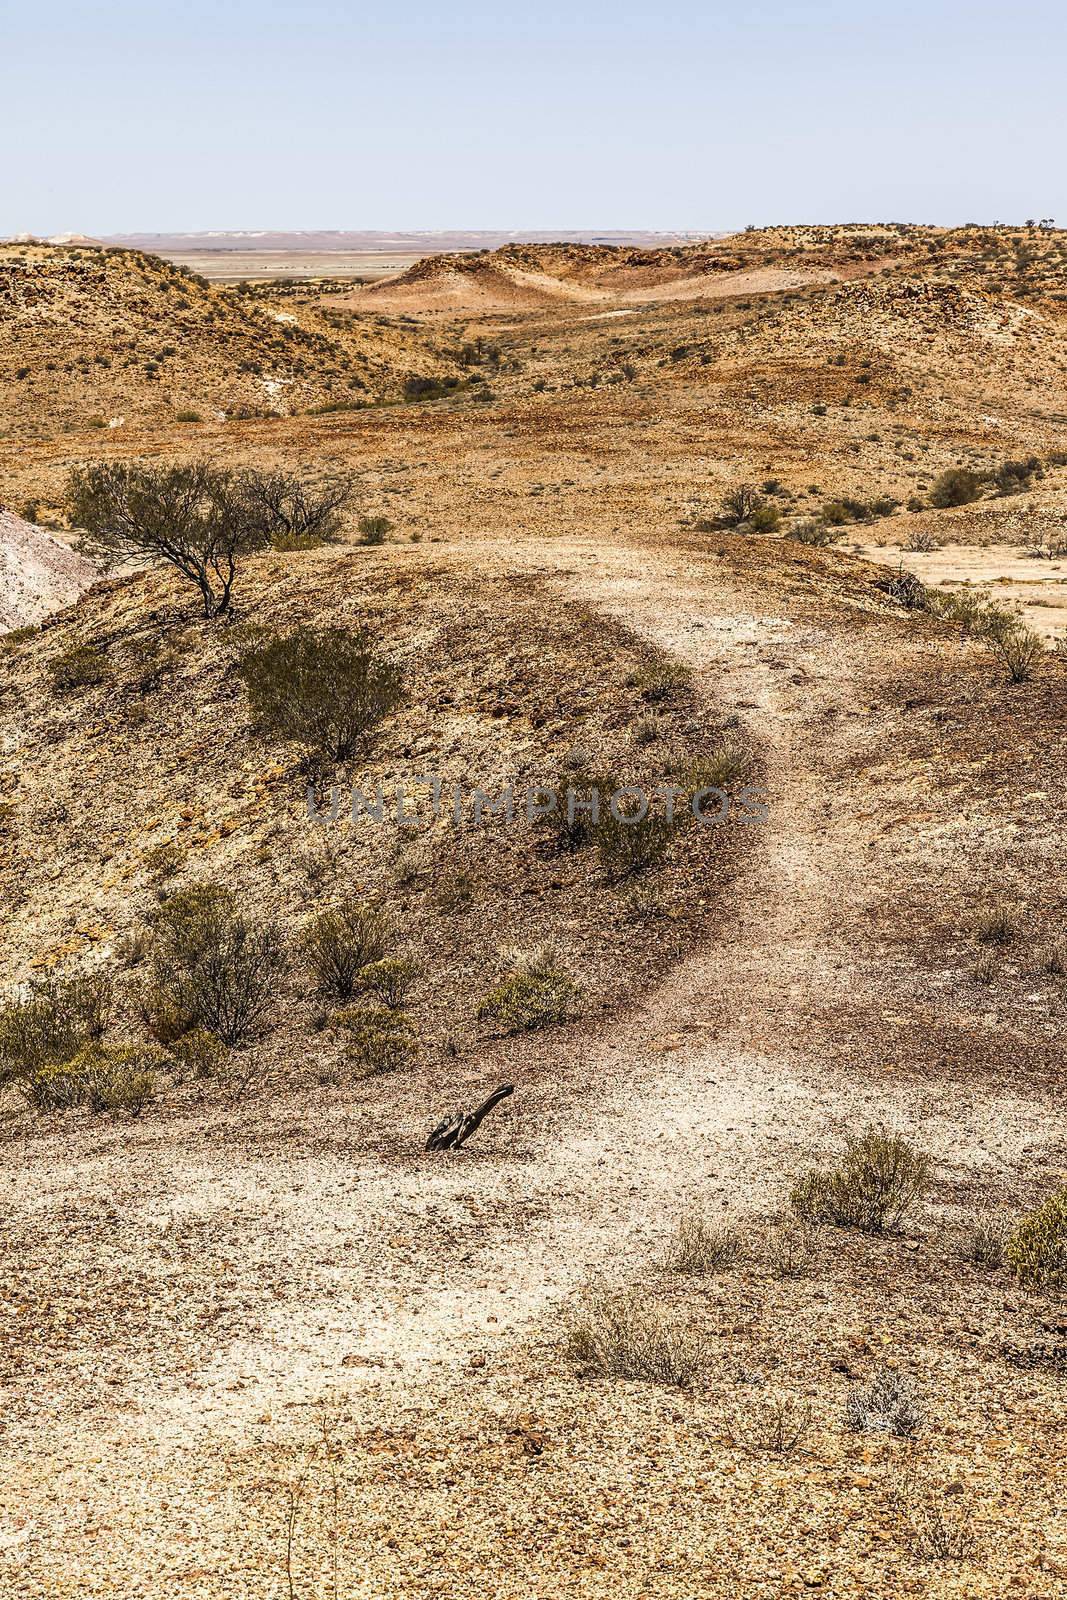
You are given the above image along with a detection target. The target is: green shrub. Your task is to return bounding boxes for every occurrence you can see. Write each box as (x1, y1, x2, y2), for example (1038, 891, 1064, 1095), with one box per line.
(301, 901, 394, 999)
(990, 625, 1045, 683)
(478, 947, 577, 1033)
(535, 769, 618, 853)
(791, 1127, 930, 1234)
(22, 1042, 163, 1116)
(929, 468, 984, 508)
(330, 1004, 416, 1073)
(1006, 1188, 1067, 1289)
(746, 504, 781, 533)
(675, 742, 749, 794)
(143, 885, 285, 1045)
(167, 1027, 228, 1081)
(792, 519, 842, 547)
(0, 971, 111, 1085)
(595, 802, 682, 881)
(565, 1287, 707, 1387)
(142, 841, 184, 883)
(630, 661, 691, 702)
(927, 589, 1019, 641)
(355, 956, 418, 1009)
(237, 625, 403, 764)
(50, 642, 109, 691)
(992, 456, 1042, 494)
(973, 904, 1017, 945)
(403, 375, 459, 402)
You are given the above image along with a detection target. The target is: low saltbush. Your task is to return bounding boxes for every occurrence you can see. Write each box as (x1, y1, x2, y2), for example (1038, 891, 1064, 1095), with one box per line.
(791, 1127, 930, 1234)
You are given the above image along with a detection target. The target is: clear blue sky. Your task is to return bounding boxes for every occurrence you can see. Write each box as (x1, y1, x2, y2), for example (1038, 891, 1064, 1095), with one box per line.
(4, 0, 1064, 234)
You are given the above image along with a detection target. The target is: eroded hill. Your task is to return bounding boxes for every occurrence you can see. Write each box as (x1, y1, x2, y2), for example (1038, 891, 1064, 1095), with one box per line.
(0, 244, 456, 438)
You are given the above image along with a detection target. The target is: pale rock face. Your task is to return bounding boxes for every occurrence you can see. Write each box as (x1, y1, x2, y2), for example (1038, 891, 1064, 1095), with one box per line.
(0, 508, 96, 631)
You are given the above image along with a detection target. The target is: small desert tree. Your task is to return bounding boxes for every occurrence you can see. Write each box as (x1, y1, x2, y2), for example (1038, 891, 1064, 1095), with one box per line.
(68, 461, 267, 618)
(237, 469, 355, 550)
(719, 484, 765, 527)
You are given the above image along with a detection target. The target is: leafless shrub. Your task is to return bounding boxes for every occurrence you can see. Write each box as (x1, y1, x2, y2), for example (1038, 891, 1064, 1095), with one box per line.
(893, 1469, 977, 1563)
(237, 469, 353, 551)
(301, 901, 394, 999)
(728, 1392, 813, 1455)
(282, 1414, 345, 1600)
(845, 1368, 924, 1438)
(961, 1212, 1005, 1268)
(765, 1216, 818, 1278)
(719, 484, 764, 527)
(902, 529, 941, 553)
(565, 1286, 708, 1388)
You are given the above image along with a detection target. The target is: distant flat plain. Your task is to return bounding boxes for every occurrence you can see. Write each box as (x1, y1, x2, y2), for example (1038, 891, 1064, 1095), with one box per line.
(160, 250, 423, 283)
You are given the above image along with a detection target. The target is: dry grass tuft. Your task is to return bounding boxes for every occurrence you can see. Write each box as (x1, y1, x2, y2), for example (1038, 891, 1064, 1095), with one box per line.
(664, 1213, 743, 1274)
(565, 1286, 708, 1388)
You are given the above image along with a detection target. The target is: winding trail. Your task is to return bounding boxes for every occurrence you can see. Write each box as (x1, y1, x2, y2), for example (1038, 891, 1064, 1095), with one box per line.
(1, 537, 1059, 1594)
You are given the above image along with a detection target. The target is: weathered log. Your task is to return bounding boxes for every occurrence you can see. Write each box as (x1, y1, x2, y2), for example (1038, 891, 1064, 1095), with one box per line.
(426, 1083, 514, 1151)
